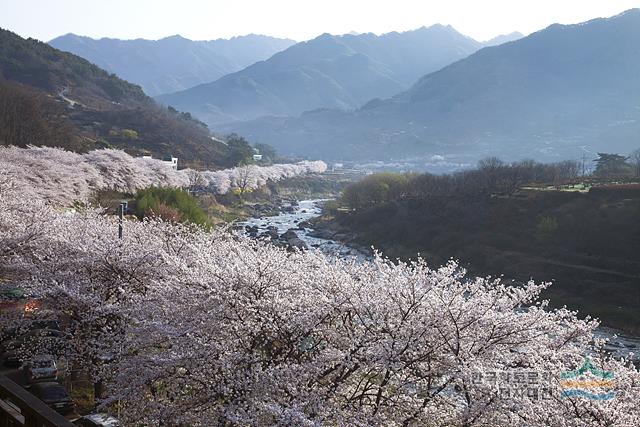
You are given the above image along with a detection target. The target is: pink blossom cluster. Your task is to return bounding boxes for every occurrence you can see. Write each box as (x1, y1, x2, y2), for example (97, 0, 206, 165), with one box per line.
(200, 161, 327, 194)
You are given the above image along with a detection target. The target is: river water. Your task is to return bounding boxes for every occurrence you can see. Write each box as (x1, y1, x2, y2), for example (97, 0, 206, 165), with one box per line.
(239, 199, 640, 364)
(239, 199, 369, 260)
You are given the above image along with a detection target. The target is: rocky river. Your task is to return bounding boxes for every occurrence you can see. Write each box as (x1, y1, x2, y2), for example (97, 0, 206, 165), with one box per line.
(239, 199, 369, 260)
(239, 199, 640, 365)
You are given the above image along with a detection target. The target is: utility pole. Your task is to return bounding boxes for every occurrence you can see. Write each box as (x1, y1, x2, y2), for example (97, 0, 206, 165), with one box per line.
(118, 201, 127, 239)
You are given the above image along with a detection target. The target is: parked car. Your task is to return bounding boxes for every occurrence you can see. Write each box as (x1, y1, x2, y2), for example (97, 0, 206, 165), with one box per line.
(73, 413, 120, 426)
(2, 317, 60, 342)
(30, 319, 61, 331)
(25, 328, 64, 339)
(0, 287, 27, 315)
(1, 339, 24, 367)
(25, 355, 58, 382)
(29, 382, 75, 414)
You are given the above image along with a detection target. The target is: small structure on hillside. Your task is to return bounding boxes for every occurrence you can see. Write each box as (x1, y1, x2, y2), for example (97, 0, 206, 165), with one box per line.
(252, 147, 263, 162)
(162, 155, 178, 170)
(140, 154, 178, 170)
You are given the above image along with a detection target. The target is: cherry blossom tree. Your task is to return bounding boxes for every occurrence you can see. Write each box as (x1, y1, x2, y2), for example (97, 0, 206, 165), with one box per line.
(1, 159, 637, 426)
(0, 146, 327, 206)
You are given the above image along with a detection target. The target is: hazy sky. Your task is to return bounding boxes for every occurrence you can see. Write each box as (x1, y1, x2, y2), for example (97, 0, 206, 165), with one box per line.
(1, 0, 639, 42)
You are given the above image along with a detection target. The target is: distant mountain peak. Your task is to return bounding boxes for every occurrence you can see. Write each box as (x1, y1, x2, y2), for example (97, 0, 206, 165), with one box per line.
(48, 33, 296, 95)
(160, 34, 188, 41)
(482, 31, 524, 46)
(540, 7, 640, 34)
(316, 32, 335, 40)
(49, 32, 88, 43)
(608, 7, 640, 19)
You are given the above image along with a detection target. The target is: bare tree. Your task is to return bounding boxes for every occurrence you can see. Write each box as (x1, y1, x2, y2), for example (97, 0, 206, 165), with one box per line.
(630, 148, 640, 178)
(187, 169, 207, 193)
(477, 157, 505, 171)
(233, 165, 257, 202)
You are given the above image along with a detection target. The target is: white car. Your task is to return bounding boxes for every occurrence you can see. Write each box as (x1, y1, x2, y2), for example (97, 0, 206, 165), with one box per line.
(73, 413, 120, 426)
(25, 355, 58, 382)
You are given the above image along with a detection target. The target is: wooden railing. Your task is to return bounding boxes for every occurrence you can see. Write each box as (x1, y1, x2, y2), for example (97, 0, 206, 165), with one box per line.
(0, 375, 74, 427)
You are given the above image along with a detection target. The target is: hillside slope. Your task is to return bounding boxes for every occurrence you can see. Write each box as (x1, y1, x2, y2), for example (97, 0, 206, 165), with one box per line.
(157, 25, 482, 126)
(226, 10, 640, 162)
(49, 33, 296, 96)
(0, 28, 231, 168)
(0, 29, 148, 109)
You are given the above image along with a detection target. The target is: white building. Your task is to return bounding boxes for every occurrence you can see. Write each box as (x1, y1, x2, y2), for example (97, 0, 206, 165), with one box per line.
(141, 155, 178, 170)
(162, 155, 178, 170)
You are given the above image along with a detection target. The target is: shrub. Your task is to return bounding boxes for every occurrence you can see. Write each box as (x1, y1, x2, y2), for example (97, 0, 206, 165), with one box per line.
(342, 173, 409, 210)
(536, 216, 558, 238)
(135, 187, 208, 227)
(120, 129, 139, 140)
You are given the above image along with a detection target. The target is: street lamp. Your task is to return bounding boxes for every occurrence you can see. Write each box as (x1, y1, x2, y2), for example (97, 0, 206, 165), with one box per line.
(118, 201, 128, 239)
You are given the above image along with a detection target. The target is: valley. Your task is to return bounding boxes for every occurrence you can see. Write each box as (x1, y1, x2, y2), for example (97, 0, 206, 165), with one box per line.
(2, 4, 640, 425)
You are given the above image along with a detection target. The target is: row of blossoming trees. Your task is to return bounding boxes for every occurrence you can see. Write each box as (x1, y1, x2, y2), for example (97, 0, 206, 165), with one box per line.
(0, 146, 327, 205)
(0, 147, 639, 425)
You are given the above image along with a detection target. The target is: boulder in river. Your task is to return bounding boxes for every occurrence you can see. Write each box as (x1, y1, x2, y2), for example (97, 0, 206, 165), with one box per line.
(245, 225, 259, 233)
(281, 229, 299, 240)
(266, 228, 280, 239)
(307, 229, 334, 240)
(287, 237, 308, 251)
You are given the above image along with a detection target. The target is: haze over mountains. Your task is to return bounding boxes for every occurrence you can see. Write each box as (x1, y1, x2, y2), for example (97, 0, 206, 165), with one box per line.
(49, 34, 296, 96)
(157, 25, 487, 126)
(225, 10, 640, 162)
(6, 10, 638, 166)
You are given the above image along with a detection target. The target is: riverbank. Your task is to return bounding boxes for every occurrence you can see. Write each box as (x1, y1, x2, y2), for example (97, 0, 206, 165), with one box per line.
(314, 186, 640, 335)
(196, 171, 362, 226)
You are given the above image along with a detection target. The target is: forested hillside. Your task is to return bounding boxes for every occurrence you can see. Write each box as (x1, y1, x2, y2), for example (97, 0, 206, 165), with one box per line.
(0, 28, 232, 168)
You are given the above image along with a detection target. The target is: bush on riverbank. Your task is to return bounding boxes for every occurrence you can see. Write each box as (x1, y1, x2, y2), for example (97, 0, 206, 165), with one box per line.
(134, 187, 209, 227)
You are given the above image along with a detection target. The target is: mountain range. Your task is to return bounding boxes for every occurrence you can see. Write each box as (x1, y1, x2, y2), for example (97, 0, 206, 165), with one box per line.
(156, 25, 489, 126)
(0, 28, 232, 168)
(49, 33, 296, 96)
(222, 10, 640, 162)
